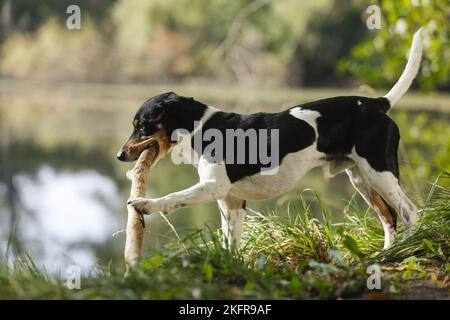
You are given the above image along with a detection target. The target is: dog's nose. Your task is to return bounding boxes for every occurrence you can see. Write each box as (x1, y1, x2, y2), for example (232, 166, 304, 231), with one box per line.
(117, 150, 126, 161)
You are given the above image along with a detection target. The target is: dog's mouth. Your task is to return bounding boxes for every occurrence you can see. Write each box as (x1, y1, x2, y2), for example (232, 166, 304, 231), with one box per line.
(142, 139, 160, 162)
(117, 136, 160, 162)
(134, 137, 160, 162)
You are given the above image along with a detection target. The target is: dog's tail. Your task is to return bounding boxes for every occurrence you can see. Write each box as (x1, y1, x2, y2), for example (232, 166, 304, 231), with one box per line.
(384, 28, 423, 108)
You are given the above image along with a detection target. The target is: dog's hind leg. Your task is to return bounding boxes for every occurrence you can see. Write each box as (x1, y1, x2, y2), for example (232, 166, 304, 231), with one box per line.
(346, 166, 397, 249)
(217, 195, 247, 248)
(351, 113, 418, 246)
(353, 159, 418, 240)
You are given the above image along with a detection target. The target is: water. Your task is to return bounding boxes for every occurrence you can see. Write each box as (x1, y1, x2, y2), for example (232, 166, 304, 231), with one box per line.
(14, 166, 121, 270)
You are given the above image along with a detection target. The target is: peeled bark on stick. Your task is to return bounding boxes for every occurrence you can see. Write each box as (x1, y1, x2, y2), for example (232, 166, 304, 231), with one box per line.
(124, 148, 158, 267)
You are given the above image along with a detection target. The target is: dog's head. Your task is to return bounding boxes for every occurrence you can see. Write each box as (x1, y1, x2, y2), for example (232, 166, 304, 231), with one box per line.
(117, 92, 202, 162)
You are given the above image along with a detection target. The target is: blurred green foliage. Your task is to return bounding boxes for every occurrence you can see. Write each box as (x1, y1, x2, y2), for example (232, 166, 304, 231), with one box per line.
(1, 0, 334, 84)
(395, 111, 450, 182)
(288, 0, 368, 86)
(2, 0, 446, 90)
(1, 18, 116, 81)
(0, 0, 113, 32)
(339, 0, 450, 90)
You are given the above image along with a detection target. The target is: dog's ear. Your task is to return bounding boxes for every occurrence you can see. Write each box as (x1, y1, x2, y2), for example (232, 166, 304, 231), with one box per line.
(164, 93, 194, 106)
(161, 94, 197, 137)
(163, 94, 195, 117)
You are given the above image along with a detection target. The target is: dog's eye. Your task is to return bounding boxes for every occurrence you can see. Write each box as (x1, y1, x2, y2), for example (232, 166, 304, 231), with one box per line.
(135, 123, 145, 132)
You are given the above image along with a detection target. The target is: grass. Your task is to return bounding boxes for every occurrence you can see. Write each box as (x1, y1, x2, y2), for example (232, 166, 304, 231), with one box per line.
(0, 173, 449, 299)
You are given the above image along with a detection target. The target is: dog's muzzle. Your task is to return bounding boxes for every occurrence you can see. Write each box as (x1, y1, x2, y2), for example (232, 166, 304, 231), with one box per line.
(117, 138, 159, 162)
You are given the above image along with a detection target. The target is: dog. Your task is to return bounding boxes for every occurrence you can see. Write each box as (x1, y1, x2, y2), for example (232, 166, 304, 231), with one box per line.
(117, 30, 423, 249)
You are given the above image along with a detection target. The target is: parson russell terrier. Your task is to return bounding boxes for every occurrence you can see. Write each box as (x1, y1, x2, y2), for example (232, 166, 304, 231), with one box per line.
(117, 30, 423, 249)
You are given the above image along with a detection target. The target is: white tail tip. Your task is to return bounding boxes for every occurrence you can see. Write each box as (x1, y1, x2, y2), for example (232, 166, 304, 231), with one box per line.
(384, 28, 423, 107)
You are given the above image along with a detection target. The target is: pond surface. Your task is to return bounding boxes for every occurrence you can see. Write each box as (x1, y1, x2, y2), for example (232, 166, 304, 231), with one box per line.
(0, 80, 448, 272)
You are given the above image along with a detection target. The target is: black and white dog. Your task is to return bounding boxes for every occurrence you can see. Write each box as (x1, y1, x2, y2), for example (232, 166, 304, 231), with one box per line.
(117, 30, 423, 249)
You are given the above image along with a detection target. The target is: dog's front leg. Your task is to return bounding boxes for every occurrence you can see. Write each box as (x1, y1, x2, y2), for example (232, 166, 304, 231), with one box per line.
(129, 180, 230, 215)
(217, 195, 246, 248)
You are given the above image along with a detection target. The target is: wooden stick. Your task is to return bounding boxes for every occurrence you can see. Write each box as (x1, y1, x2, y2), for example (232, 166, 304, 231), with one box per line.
(124, 148, 158, 269)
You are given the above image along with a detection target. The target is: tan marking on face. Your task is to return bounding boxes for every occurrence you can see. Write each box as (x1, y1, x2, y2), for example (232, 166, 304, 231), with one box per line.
(371, 191, 397, 229)
(122, 123, 171, 161)
(152, 123, 171, 156)
(124, 136, 154, 160)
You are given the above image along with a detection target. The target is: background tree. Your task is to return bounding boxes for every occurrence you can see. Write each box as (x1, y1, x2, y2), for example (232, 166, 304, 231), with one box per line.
(339, 0, 449, 90)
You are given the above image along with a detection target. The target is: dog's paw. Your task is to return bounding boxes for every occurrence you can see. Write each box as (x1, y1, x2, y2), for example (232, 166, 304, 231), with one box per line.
(128, 197, 154, 215)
